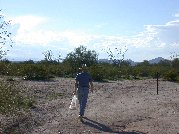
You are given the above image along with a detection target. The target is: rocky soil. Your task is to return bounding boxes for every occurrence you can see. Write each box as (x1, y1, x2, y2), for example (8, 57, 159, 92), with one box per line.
(1, 78, 179, 134)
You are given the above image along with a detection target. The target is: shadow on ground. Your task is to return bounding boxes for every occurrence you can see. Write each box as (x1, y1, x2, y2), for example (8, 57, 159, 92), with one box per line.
(82, 117, 145, 134)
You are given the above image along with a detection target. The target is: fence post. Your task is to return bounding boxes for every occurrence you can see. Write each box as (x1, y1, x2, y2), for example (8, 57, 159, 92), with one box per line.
(157, 72, 159, 95)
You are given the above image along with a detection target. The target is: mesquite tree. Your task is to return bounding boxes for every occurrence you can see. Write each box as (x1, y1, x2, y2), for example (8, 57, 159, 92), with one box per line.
(105, 46, 128, 79)
(0, 10, 13, 59)
(63, 45, 98, 69)
(107, 46, 128, 67)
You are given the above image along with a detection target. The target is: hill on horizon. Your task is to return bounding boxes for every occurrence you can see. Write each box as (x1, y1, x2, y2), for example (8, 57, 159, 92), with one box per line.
(98, 57, 166, 66)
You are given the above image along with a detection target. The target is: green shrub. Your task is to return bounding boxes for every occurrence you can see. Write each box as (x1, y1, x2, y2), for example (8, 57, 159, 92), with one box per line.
(0, 81, 35, 115)
(90, 65, 104, 81)
(164, 70, 178, 81)
(0, 62, 9, 75)
(20, 64, 49, 80)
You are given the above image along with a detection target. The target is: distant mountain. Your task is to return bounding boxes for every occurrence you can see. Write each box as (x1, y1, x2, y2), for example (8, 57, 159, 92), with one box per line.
(125, 59, 138, 66)
(98, 59, 113, 64)
(98, 59, 138, 66)
(148, 57, 165, 64)
(98, 57, 166, 66)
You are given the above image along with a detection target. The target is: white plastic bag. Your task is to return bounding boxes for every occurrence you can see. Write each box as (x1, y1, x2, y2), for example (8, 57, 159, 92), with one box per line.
(69, 95, 77, 110)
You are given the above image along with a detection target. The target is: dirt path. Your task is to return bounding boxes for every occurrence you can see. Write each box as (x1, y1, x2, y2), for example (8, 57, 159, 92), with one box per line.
(2, 78, 179, 134)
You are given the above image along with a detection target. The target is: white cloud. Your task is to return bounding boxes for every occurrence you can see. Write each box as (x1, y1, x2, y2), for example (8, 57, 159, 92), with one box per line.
(11, 15, 47, 32)
(11, 15, 52, 45)
(94, 23, 107, 29)
(174, 13, 179, 17)
(15, 30, 94, 47)
(148, 20, 179, 45)
(11, 15, 92, 46)
(10, 14, 179, 61)
(60, 31, 92, 47)
(95, 16, 179, 60)
(15, 30, 61, 45)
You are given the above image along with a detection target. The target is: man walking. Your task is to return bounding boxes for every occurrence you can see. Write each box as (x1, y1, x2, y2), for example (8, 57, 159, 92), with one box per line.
(74, 64, 94, 122)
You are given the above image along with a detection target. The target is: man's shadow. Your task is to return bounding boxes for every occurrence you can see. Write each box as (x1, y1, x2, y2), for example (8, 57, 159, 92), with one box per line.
(82, 117, 144, 134)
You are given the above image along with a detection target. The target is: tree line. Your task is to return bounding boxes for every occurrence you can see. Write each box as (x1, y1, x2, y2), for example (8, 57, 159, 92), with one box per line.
(0, 45, 179, 82)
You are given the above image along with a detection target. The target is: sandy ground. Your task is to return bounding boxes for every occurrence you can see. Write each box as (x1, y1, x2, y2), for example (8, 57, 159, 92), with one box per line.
(1, 78, 179, 134)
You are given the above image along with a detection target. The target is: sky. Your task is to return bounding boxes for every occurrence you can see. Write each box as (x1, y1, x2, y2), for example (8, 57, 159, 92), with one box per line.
(0, 0, 179, 62)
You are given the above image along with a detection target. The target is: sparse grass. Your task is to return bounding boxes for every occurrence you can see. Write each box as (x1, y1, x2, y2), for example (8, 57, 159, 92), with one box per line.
(46, 92, 63, 101)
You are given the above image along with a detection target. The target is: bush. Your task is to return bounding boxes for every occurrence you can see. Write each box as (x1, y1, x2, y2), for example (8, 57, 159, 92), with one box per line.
(90, 65, 104, 81)
(107, 68, 119, 80)
(20, 64, 49, 80)
(0, 80, 35, 115)
(164, 70, 178, 81)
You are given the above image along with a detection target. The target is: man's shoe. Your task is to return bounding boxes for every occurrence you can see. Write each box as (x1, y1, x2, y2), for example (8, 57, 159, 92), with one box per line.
(78, 115, 84, 122)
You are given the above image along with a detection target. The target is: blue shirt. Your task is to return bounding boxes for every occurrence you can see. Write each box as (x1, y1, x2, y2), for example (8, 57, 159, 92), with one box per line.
(75, 72, 92, 87)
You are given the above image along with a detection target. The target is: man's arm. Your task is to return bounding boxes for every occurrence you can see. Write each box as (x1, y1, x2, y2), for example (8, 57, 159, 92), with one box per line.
(89, 81, 94, 93)
(74, 80, 78, 94)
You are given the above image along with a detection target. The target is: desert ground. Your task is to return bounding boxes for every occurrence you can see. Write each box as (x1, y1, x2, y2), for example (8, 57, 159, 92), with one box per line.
(1, 78, 179, 134)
